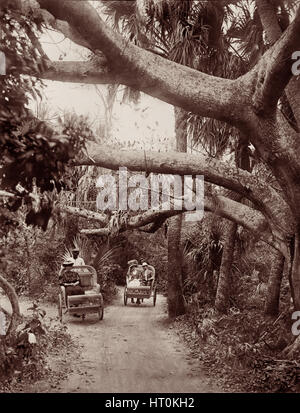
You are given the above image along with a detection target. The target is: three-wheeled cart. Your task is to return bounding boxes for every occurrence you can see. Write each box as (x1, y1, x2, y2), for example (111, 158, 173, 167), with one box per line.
(58, 265, 104, 322)
(123, 264, 157, 306)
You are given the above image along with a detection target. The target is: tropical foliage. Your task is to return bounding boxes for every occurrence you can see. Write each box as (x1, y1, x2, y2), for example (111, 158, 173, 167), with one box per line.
(2, 0, 300, 392)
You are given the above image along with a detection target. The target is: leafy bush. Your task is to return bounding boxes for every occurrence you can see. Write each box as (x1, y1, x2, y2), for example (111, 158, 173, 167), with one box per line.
(95, 264, 119, 303)
(175, 304, 299, 392)
(0, 302, 72, 390)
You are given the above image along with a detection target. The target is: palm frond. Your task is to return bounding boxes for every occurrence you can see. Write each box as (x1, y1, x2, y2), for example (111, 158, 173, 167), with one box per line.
(93, 242, 123, 269)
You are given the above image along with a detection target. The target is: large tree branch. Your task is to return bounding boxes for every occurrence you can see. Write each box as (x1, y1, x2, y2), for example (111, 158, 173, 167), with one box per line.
(10, 0, 300, 135)
(1, 187, 288, 255)
(41, 59, 117, 84)
(55, 205, 108, 225)
(33, 0, 246, 123)
(4, 54, 118, 85)
(205, 194, 289, 257)
(3, 0, 298, 237)
(75, 192, 287, 256)
(2, 0, 92, 50)
(205, 195, 264, 233)
(74, 142, 294, 238)
(251, 3, 300, 115)
(256, 0, 300, 127)
(40, 8, 92, 50)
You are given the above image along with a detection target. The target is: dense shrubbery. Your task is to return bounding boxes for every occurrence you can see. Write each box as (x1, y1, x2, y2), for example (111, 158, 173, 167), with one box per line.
(174, 212, 300, 392)
(175, 281, 299, 392)
(2, 213, 66, 297)
(95, 264, 119, 303)
(0, 303, 72, 390)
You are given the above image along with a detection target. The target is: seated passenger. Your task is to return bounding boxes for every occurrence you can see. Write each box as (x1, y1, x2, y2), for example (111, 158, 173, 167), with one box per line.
(127, 261, 139, 283)
(127, 260, 143, 304)
(142, 262, 154, 287)
(59, 258, 85, 302)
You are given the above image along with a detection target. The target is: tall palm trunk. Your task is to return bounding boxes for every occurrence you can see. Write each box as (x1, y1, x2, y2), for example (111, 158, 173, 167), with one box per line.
(264, 249, 285, 315)
(214, 139, 249, 313)
(215, 221, 237, 312)
(290, 228, 300, 310)
(168, 214, 185, 317)
(167, 106, 186, 317)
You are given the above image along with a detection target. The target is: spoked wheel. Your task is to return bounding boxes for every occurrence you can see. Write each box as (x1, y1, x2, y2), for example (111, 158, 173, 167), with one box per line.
(58, 294, 63, 323)
(153, 288, 157, 307)
(124, 288, 128, 306)
(98, 306, 104, 320)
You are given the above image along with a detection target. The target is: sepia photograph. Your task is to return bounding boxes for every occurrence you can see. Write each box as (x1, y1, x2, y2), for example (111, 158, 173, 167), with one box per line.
(0, 0, 300, 399)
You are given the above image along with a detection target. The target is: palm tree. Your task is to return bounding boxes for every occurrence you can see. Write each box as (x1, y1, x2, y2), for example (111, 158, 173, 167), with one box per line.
(100, 0, 249, 315)
(102, 0, 282, 315)
(167, 106, 187, 317)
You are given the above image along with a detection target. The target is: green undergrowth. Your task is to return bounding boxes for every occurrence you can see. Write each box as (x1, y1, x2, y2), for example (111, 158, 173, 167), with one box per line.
(174, 305, 300, 393)
(0, 303, 76, 392)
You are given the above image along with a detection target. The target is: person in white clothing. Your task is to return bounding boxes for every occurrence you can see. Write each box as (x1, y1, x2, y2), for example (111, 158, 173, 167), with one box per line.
(72, 248, 85, 266)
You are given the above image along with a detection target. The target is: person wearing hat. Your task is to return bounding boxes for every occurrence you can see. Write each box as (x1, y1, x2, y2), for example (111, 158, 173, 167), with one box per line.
(59, 259, 81, 288)
(59, 259, 85, 316)
(58, 258, 74, 280)
(72, 248, 85, 266)
(127, 260, 143, 304)
(142, 262, 154, 287)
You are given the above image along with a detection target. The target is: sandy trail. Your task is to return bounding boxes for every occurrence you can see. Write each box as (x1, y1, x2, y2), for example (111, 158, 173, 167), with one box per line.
(1, 290, 220, 393)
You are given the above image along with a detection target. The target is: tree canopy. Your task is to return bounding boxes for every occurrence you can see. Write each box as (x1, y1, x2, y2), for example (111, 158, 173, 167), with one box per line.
(2, 0, 300, 310)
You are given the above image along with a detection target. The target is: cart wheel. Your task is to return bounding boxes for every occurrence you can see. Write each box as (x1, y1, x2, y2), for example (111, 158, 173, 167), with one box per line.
(98, 306, 104, 320)
(58, 294, 63, 322)
(124, 288, 128, 306)
(153, 288, 157, 306)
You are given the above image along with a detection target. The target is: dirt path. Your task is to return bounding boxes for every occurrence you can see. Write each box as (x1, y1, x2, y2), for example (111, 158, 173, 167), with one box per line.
(2, 290, 220, 393)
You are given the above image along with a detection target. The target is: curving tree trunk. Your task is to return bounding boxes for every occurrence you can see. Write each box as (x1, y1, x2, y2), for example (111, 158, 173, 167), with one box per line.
(0, 274, 21, 336)
(215, 220, 237, 313)
(257, 0, 300, 126)
(264, 249, 285, 315)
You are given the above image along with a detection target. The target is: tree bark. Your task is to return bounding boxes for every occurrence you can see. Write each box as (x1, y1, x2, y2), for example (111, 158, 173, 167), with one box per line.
(8, 0, 300, 232)
(167, 214, 186, 317)
(256, 0, 300, 127)
(78, 142, 292, 233)
(215, 139, 250, 313)
(6, 0, 300, 312)
(0, 274, 21, 336)
(264, 249, 285, 315)
(290, 229, 300, 310)
(167, 106, 187, 318)
(214, 220, 237, 313)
